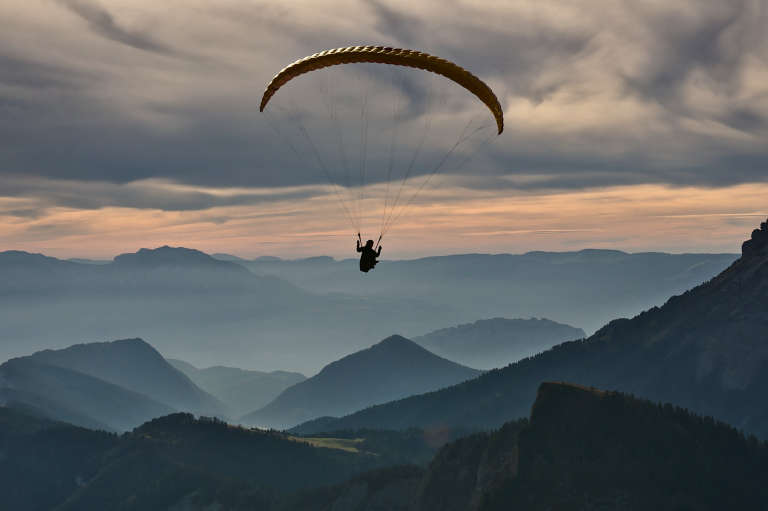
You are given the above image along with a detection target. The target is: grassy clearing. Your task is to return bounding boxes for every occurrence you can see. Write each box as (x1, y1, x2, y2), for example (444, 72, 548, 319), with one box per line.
(289, 436, 365, 453)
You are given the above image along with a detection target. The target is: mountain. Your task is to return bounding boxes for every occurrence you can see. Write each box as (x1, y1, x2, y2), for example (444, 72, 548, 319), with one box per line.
(294, 219, 768, 438)
(24, 338, 224, 415)
(241, 249, 737, 333)
(6, 382, 767, 510)
(414, 317, 585, 369)
(422, 383, 768, 511)
(0, 246, 736, 374)
(0, 249, 79, 269)
(282, 383, 768, 511)
(240, 336, 481, 430)
(0, 407, 118, 511)
(113, 245, 248, 273)
(0, 407, 433, 511)
(0, 247, 461, 374)
(0, 358, 173, 431)
(168, 359, 305, 417)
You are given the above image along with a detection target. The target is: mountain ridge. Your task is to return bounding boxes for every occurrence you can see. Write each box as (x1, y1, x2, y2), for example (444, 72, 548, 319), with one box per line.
(293, 219, 768, 437)
(0, 358, 173, 431)
(113, 246, 249, 273)
(241, 335, 480, 429)
(22, 338, 224, 416)
(414, 317, 585, 369)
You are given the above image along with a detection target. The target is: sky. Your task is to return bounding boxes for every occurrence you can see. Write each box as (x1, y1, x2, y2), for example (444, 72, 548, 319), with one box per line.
(1, 0, 767, 259)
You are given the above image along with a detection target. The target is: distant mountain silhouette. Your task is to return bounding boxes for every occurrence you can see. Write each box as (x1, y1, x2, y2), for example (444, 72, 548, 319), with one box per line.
(1, 246, 736, 373)
(24, 339, 224, 415)
(240, 249, 737, 333)
(0, 247, 461, 373)
(0, 250, 80, 269)
(113, 246, 248, 273)
(294, 219, 768, 438)
(240, 335, 480, 429)
(168, 358, 305, 416)
(0, 246, 295, 298)
(0, 358, 172, 431)
(414, 317, 585, 369)
(0, 250, 89, 298)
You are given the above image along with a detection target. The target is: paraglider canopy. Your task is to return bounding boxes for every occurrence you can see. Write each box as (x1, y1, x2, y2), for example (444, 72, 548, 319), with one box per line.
(260, 46, 504, 135)
(260, 45, 504, 246)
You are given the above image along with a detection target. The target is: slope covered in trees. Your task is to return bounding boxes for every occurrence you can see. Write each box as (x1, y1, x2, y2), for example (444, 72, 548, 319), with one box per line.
(5, 381, 767, 510)
(0, 407, 436, 510)
(276, 383, 768, 511)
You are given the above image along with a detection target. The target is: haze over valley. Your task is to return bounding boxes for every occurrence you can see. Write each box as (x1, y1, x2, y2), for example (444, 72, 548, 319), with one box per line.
(0, 246, 736, 374)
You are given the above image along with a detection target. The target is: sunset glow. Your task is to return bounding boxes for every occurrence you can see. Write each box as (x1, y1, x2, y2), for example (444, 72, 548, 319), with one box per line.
(2, 181, 765, 259)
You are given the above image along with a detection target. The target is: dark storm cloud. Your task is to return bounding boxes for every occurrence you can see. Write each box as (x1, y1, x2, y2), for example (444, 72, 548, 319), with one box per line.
(0, 0, 767, 213)
(365, 0, 421, 46)
(718, 107, 767, 134)
(3, 209, 45, 219)
(56, 0, 177, 55)
(365, 0, 595, 102)
(0, 55, 90, 91)
(0, 175, 322, 213)
(618, 2, 756, 115)
(478, 149, 768, 191)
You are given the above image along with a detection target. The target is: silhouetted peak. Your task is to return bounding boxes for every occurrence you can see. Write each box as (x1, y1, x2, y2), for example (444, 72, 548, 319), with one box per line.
(133, 413, 240, 439)
(310, 335, 475, 382)
(102, 337, 163, 357)
(133, 412, 197, 433)
(530, 382, 611, 424)
(372, 335, 420, 351)
(742, 217, 768, 258)
(536, 381, 606, 403)
(318, 335, 428, 375)
(113, 246, 246, 272)
(30, 337, 160, 361)
(0, 250, 72, 267)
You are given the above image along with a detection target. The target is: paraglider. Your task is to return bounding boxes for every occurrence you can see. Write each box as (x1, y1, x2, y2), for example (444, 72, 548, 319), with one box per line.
(260, 46, 504, 273)
(356, 234, 382, 273)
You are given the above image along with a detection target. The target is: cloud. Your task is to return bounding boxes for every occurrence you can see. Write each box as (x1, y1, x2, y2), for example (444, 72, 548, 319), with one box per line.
(0, 175, 324, 214)
(55, 0, 177, 55)
(0, 54, 88, 91)
(3, 182, 765, 259)
(0, 0, 766, 216)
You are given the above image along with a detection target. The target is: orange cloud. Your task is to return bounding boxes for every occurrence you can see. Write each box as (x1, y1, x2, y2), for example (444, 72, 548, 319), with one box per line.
(1, 182, 765, 259)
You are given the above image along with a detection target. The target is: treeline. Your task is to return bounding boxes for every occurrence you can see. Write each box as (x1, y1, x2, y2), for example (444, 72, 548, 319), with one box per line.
(4, 382, 768, 510)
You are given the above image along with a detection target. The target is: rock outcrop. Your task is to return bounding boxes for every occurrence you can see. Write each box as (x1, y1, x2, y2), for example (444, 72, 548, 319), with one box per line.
(742, 217, 768, 257)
